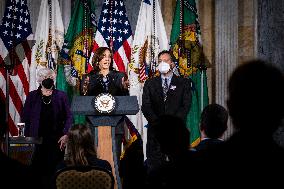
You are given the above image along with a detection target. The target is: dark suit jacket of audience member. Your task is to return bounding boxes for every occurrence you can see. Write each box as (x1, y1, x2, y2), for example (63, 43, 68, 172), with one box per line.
(196, 132, 284, 187)
(194, 138, 224, 152)
(85, 70, 128, 96)
(142, 75, 192, 124)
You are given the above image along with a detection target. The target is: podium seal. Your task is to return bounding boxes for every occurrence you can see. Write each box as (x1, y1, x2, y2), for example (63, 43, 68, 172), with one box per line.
(92, 93, 116, 113)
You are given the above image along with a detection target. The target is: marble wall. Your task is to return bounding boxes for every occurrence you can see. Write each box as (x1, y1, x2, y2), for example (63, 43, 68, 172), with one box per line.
(257, 0, 284, 71)
(257, 0, 284, 146)
(238, 0, 256, 64)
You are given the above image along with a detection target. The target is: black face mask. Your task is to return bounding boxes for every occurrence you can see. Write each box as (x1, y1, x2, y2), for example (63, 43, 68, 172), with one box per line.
(41, 78, 54, 90)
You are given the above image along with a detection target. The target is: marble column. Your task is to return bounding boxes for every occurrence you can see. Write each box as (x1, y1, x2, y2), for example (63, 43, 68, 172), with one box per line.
(161, 0, 176, 40)
(257, 0, 284, 147)
(238, 0, 256, 64)
(198, 0, 214, 104)
(59, 0, 71, 33)
(215, 0, 238, 138)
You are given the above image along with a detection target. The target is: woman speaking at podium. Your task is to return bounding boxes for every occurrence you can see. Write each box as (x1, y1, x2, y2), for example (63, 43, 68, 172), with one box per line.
(82, 47, 129, 96)
(81, 47, 129, 160)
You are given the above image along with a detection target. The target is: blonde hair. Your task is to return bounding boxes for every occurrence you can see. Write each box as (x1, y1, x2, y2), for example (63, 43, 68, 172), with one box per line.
(37, 68, 56, 84)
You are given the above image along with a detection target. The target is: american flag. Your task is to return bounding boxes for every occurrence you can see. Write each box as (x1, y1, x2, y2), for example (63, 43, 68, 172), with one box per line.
(0, 0, 33, 136)
(91, 0, 132, 72)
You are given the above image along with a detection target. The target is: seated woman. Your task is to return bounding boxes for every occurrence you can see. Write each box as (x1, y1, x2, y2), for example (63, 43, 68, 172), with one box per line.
(57, 124, 112, 172)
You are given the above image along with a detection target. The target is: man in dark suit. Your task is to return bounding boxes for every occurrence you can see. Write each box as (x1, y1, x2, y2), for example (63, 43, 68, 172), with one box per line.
(194, 103, 228, 153)
(142, 50, 192, 175)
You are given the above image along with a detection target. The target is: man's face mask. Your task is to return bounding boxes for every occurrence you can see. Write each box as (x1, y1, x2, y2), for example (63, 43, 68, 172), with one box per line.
(158, 61, 171, 74)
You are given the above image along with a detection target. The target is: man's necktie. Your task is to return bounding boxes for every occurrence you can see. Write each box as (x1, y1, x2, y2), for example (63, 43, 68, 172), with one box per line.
(163, 78, 168, 101)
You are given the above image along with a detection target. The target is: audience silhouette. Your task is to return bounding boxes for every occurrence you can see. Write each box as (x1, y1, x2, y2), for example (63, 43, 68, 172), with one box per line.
(145, 115, 194, 189)
(194, 103, 228, 152)
(198, 60, 284, 187)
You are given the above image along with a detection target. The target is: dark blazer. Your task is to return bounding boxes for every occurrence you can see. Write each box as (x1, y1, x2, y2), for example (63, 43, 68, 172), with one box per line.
(142, 75, 192, 124)
(85, 70, 128, 96)
(21, 88, 72, 137)
(194, 138, 224, 152)
(56, 155, 112, 173)
(142, 75, 192, 174)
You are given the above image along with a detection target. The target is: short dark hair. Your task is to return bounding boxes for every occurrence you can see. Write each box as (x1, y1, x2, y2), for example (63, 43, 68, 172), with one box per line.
(158, 50, 175, 62)
(200, 104, 228, 139)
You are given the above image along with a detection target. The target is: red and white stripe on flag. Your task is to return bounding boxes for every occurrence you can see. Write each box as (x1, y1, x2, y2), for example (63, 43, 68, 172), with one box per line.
(0, 42, 32, 136)
(90, 0, 133, 73)
(0, 0, 33, 136)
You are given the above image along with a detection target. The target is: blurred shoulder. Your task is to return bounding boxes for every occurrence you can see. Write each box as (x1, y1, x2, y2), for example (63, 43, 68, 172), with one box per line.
(174, 75, 191, 85)
(87, 156, 112, 171)
(27, 88, 41, 98)
(147, 75, 160, 83)
(53, 89, 68, 97)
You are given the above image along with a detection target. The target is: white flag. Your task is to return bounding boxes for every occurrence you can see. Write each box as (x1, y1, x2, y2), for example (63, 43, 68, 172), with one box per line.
(29, 0, 64, 91)
(128, 0, 169, 159)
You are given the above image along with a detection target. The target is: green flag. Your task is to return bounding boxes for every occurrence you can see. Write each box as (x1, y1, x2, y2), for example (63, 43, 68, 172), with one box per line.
(57, 0, 96, 124)
(170, 0, 209, 147)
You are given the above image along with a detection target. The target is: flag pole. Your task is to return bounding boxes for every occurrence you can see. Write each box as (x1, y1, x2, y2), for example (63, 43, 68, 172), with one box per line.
(198, 46, 207, 110)
(5, 69, 10, 156)
(3, 47, 17, 156)
(4, 0, 19, 156)
(150, 0, 156, 76)
(178, 0, 184, 71)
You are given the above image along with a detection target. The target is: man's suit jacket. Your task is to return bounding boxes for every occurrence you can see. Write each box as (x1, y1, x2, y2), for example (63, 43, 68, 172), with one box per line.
(194, 138, 224, 152)
(142, 75, 192, 174)
(142, 75, 192, 124)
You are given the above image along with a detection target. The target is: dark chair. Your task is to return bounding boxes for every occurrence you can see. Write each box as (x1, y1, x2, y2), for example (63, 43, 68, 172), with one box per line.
(55, 166, 114, 189)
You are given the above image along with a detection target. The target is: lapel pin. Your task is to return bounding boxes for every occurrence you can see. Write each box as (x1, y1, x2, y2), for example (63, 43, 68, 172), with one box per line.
(170, 85, 176, 90)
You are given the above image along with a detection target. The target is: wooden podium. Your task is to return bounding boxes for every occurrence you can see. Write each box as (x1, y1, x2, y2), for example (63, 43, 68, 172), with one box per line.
(71, 96, 139, 189)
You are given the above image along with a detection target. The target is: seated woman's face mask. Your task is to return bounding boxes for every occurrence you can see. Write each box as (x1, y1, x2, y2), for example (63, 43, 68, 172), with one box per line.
(158, 62, 171, 74)
(41, 78, 54, 97)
